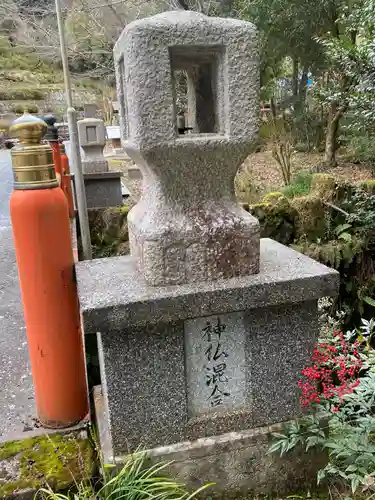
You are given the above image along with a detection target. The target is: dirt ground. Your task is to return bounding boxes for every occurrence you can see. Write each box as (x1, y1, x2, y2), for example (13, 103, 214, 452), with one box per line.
(236, 149, 375, 203)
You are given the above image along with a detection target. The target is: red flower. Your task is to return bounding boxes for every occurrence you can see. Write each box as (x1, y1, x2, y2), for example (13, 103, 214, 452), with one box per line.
(299, 332, 363, 408)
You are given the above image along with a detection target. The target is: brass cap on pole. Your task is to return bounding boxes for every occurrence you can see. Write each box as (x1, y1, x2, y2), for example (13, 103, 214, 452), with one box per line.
(9, 113, 59, 190)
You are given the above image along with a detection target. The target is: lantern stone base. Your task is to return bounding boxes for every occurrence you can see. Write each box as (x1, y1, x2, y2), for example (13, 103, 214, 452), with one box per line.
(94, 384, 324, 497)
(76, 238, 338, 497)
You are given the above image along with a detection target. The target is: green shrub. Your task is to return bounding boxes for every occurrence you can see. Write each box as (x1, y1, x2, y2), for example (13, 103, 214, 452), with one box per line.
(0, 87, 45, 100)
(359, 180, 375, 193)
(259, 117, 286, 140)
(281, 172, 313, 199)
(26, 103, 39, 114)
(270, 320, 375, 495)
(345, 133, 375, 164)
(10, 104, 24, 114)
(87, 207, 129, 259)
(255, 181, 375, 328)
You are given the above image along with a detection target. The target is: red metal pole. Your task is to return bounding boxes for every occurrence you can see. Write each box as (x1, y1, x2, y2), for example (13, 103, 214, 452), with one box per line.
(60, 143, 75, 219)
(43, 114, 63, 184)
(9, 113, 88, 428)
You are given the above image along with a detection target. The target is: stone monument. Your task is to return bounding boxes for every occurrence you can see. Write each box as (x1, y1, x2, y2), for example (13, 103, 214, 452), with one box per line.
(83, 103, 98, 119)
(76, 118, 123, 209)
(76, 11, 339, 497)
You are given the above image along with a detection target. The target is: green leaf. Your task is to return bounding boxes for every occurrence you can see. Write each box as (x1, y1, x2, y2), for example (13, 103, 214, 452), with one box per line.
(317, 469, 325, 484)
(351, 476, 361, 493)
(338, 232, 352, 242)
(324, 442, 340, 449)
(268, 441, 283, 455)
(364, 296, 375, 307)
(345, 465, 358, 473)
(306, 436, 319, 450)
(335, 223, 352, 235)
(272, 432, 287, 439)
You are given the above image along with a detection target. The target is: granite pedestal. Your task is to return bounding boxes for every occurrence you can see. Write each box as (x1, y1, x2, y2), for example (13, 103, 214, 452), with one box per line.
(82, 172, 123, 209)
(76, 118, 123, 208)
(76, 238, 338, 496)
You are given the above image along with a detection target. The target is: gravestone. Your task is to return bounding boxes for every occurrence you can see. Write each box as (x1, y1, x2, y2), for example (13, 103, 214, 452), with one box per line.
(76, 11, 339, 497)
(83, 103, 98, 119)
(75, 118, 123, 208)
(78, 118, 108, 173)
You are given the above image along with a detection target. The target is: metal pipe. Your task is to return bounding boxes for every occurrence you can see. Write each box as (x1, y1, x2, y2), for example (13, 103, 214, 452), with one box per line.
(55, 0, 92, 260)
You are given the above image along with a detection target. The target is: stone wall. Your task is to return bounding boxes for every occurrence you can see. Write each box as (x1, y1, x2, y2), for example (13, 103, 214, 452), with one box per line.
(45, 89, 99, 110)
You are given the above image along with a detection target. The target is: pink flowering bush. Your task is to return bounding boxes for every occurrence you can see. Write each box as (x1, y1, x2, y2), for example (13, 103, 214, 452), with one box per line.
(269, 319, 375, 494)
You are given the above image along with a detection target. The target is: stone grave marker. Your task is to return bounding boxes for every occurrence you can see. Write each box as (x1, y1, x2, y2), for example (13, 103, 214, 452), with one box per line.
(76, 118, 123, 208)
(83, 103, 98, 119)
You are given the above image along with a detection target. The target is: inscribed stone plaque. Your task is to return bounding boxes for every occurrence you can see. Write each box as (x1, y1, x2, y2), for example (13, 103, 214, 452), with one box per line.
(184, 312, 247, 417)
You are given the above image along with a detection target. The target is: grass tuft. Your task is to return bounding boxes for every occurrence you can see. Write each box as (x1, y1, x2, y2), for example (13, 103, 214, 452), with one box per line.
(281, 172, 313, 199)
(36, 449, 214, 499)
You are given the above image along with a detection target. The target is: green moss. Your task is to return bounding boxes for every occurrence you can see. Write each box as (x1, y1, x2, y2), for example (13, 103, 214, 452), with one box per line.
(0, 438, 33, 460)
(291, 195, 327, 240)
(250, 195, 297, 245)
(262, 191, 287, 205)
(310, 173, 336, 200)
(113, 205, 130, 214)
(292, 236, 365, 270)
(0, 432, 95, 497)
(359, 180, 375, 195)
(87, 207, 129, 258)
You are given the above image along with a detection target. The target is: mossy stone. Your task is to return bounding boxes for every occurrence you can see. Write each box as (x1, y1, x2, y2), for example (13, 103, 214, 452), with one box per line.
(88, 207, 129, 258)
(262, 191, 290, 210)
(310, 174, 336, 200)
(292, 236, 365, 270)
(291, 195, 327, 241)
(0, 431, 95, 497)
(250, 194, 297, 245)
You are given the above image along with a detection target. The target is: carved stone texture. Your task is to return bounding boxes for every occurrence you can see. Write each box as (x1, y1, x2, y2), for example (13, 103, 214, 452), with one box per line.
(77, 118, 109, 174)
(114, 11, 260, 286)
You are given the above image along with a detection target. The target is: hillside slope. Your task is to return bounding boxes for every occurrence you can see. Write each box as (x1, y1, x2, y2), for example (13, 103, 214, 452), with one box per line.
(0, 36, 101, 115)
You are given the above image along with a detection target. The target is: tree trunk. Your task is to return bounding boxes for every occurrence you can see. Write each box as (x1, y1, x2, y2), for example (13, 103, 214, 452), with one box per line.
(270, 97, 277, 119)
(298, 67, 309, 101)
(292, 58, 299, 97)
(324, 104, 341, 168)
(295, 66, 309, 113)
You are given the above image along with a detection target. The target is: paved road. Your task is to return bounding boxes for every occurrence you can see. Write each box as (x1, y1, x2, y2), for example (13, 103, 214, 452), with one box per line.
(0, 150, 35, 438)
